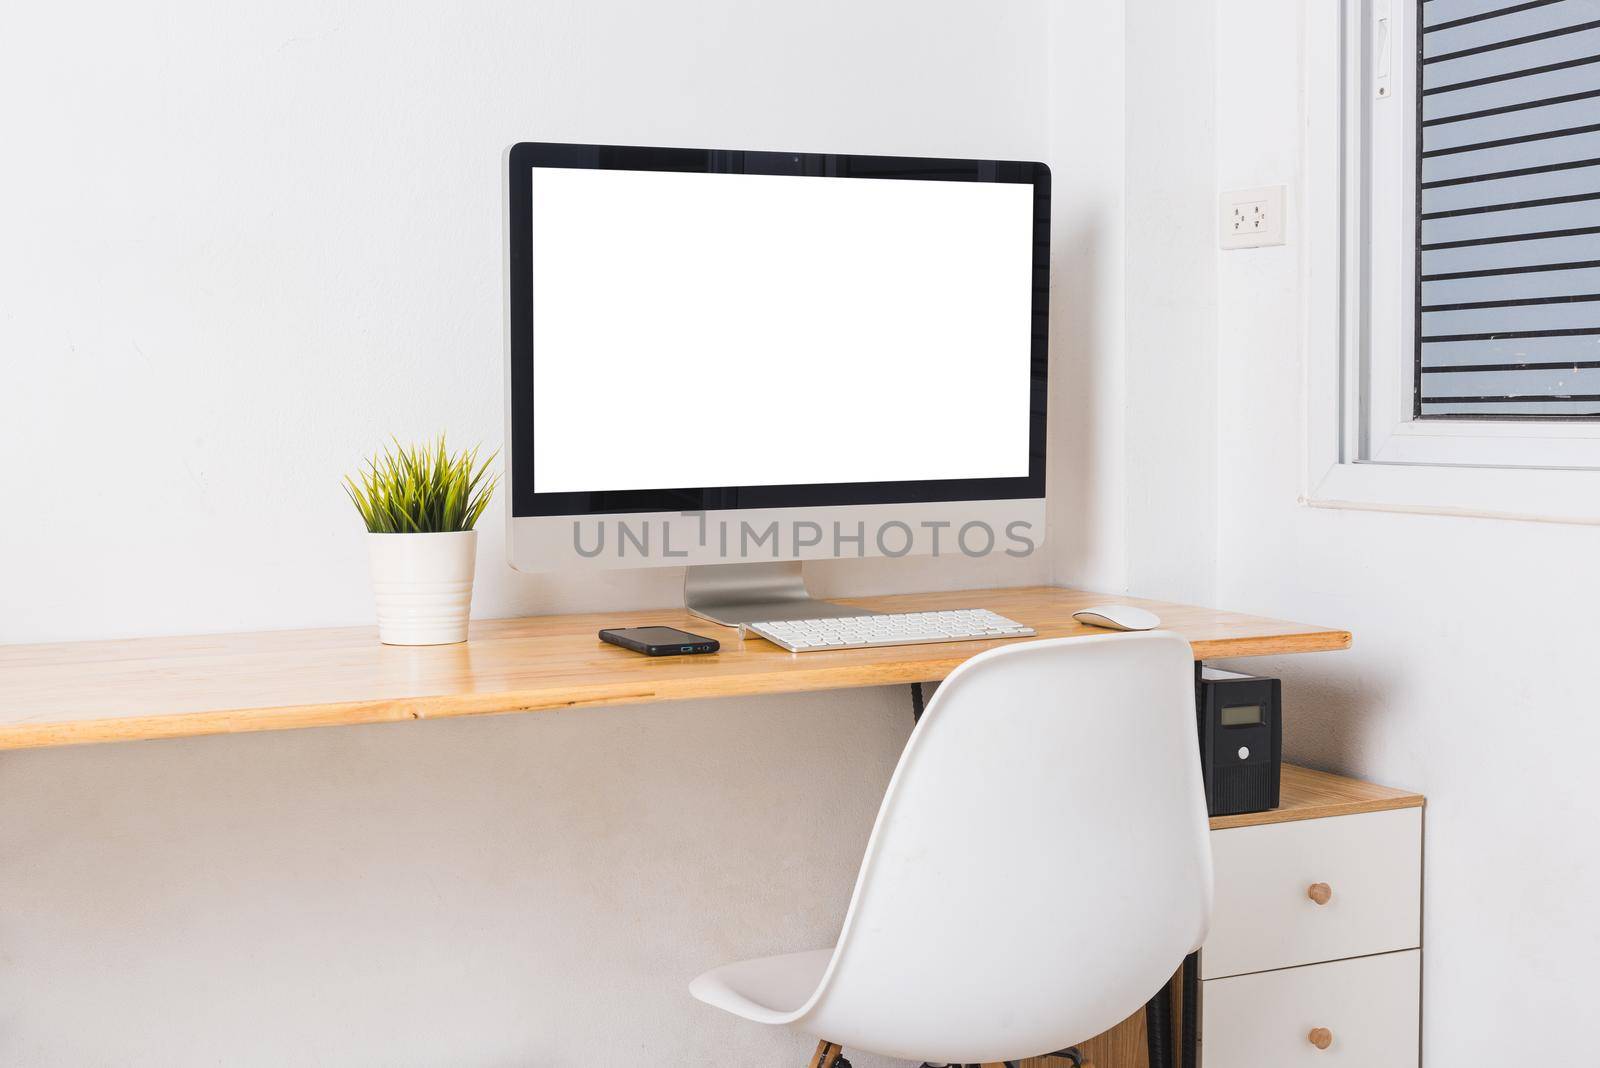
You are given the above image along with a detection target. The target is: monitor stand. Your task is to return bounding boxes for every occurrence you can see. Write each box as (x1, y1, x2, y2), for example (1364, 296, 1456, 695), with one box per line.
(683, 562, 880, 629)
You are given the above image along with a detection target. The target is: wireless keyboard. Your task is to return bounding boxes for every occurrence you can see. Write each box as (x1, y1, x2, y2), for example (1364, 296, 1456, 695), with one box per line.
(746, 609, 1035, 652)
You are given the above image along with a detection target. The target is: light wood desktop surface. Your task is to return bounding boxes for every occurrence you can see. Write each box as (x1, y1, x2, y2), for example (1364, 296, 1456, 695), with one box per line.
(0, 585, 1350, 752)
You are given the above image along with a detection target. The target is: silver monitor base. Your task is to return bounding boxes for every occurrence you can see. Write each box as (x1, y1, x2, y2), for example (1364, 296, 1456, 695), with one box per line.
(683, 562, 878, 628)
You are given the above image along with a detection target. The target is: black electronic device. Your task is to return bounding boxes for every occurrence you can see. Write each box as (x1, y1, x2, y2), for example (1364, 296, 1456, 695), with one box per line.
(599, 626, 720, 656)
(1196, 666, 1282, 817)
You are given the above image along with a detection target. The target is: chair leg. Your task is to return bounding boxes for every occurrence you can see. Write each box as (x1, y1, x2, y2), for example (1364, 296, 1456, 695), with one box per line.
(1146, 973, 1176, 1068)
(807, 1039, 848, 1068)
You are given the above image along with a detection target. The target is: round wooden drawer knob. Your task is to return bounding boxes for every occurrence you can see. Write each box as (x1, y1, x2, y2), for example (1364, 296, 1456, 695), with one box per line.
(1307, 882, 1333, 906)
(1308, 1027, 1334, 1049)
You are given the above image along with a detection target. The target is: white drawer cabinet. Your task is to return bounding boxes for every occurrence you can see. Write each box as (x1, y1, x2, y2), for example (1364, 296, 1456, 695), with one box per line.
(1204, 808, 1422, 979)
(1199, 805, 1423, 1068)
(1202, 950, 1420, 1066)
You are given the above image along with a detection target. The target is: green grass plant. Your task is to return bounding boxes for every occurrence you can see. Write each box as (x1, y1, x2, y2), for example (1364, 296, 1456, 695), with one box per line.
(345, 436, 499, 533)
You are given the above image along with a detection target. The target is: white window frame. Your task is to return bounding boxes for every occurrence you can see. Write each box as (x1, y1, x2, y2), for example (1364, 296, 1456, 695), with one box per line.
(1304, 0, 1600, 524)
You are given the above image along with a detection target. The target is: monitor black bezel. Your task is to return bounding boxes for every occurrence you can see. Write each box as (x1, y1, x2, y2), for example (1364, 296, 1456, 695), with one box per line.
(507, 141, 1050, 518)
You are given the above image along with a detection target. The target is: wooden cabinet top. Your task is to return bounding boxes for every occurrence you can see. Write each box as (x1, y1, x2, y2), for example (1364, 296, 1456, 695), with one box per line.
(1214, 764, 1423, 830)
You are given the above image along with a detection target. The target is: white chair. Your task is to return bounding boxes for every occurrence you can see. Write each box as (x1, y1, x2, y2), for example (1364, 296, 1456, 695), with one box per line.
(690, 631, 1213, 1067)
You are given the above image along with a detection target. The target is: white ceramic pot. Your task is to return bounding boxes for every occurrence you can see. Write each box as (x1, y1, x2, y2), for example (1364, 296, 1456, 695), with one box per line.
(367, 530, 479, 645)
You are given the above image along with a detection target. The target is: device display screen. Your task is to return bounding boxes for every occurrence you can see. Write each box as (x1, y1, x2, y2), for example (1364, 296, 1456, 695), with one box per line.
(608, 627, 706, 645)
(527, 166, 1036, 494)
(1221, 704, 1264, 727)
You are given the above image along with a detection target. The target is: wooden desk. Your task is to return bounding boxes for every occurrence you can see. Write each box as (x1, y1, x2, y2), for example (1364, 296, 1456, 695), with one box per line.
(0, 585, 1349, 752)
(1, 583, 1411, 1066)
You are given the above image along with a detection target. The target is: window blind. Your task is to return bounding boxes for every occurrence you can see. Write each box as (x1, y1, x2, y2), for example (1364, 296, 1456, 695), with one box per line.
(1419, 0, 1600, 417)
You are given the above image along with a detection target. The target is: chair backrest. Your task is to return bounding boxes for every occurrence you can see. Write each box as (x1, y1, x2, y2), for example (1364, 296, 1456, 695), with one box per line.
(798, 632, 1213, 1064)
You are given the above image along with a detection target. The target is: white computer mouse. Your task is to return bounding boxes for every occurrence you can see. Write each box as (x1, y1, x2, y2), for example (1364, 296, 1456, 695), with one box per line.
(1072, 604, 1161, 631)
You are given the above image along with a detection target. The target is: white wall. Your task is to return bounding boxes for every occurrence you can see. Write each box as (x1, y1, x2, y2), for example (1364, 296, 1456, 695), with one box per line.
(1207, 1, 1600, 1062)
(0, 2, 1132, 1065)
(15, 1, 1576, 1063)
(0, 691, 914, 1067)
(1045, 0, 1129, 595)
(1123, 0, 1218, 608)
(1, 0, 1059, 642)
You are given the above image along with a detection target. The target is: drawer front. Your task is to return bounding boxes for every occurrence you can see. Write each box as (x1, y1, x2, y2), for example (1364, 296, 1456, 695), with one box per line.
(1201, 949, 1419, 1067)
(1204, 808, 1420, 979)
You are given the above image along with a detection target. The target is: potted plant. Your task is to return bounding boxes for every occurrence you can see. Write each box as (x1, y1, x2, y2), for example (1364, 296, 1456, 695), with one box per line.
(344, 436, 499, 646)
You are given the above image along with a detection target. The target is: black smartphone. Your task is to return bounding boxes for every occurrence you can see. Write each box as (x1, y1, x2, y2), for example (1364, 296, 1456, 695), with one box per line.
(598, 626, 720, 656)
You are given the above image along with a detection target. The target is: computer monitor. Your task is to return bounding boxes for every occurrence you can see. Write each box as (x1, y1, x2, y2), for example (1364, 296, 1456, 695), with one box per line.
(504, 142, 1049, 625)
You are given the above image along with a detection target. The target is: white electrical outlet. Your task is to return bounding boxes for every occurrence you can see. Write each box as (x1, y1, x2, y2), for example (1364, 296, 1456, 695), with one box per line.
(1219, 185, 1286, 249)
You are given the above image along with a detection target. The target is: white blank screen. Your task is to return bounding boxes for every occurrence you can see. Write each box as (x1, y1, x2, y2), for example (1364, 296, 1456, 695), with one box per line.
(529, 167, 1035, 493)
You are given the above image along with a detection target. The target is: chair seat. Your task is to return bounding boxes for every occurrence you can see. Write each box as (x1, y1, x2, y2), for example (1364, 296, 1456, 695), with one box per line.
(689, 947, 834, 1025)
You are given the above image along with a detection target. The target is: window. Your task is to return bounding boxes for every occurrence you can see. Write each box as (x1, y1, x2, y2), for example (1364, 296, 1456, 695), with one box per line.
(1418, 0, 1600, 420)
(1303, 0, 1600, 521)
